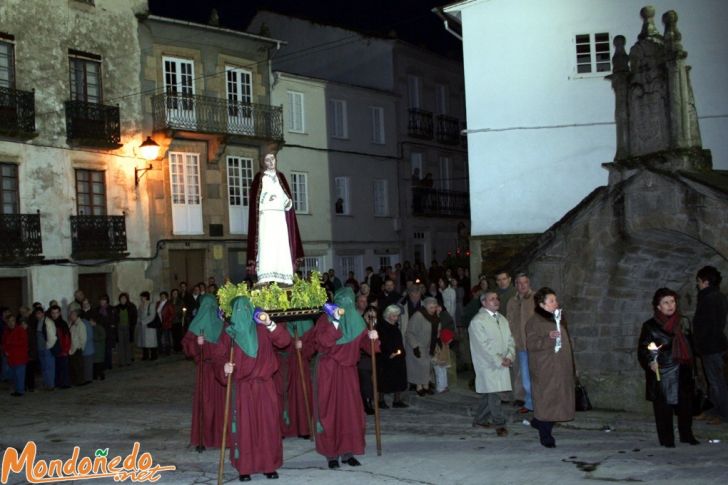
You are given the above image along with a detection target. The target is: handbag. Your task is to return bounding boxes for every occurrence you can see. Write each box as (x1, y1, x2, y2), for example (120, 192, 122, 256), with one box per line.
(575, 380, 593, 411)
(148, 314, 161, 329)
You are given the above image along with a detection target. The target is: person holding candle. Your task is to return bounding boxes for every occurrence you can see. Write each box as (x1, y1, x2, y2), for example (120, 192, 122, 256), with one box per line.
(637, 288, 699, 447)
(525, 287, 575, 448)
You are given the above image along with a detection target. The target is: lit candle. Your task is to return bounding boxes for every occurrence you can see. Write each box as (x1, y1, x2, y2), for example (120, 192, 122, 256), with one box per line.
(553, 308, 562, 353)
(647, 342, 661, 382)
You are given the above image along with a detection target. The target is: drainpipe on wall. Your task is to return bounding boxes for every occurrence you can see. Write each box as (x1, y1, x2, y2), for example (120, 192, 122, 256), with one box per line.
(431, 8, 463, 42)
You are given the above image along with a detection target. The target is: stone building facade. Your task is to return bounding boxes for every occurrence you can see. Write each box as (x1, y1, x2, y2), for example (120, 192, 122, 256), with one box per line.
(0, 0, 150, 310)
(137, 15, 285, 289)
(509, 9, 728, 411)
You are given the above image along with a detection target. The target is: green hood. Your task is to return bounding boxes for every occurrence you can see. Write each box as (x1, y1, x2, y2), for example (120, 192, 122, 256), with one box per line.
(333, 288, 366, 345)
(226, 296, 258, 357)
(188, 294, 223, 343)
(288, 319, 314, 338)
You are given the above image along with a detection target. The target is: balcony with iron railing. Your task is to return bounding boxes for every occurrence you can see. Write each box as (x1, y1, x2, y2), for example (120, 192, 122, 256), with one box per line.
(411, 186, 470, 218)
(70, 215, 127, 260)
(151, 93, 284, 141)
(0, 87, 37, 139)
(436, 114, 461, 145)
(407, 108, 434, 140)
(65, 100, 122, 148)
(0, 212, 43, 262)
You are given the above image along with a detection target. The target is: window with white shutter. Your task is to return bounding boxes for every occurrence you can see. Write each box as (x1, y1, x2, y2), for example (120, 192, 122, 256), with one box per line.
(330, 98, 348, 139)
(435, 84, 448, 115)
(227, 156, 253, 234)
(335, 176, 350, 215)
(300, 256, 323, 277)
(370, 106, 385, 144)
(291, 171, 309, 214)
(339, 255, 362, 280)
(407, 75, 422, 109)
(169, 152, 203, 235)
(373, 179, 388, 217)
(287, 90, 305, 132)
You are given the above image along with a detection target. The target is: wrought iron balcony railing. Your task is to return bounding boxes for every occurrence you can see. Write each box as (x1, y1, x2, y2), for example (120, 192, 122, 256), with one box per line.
(0, 213, 43, 262)
(151, 93, 284, 141)
(0, 87, 37, 138)
(65, 100, 121, 148)
(436, 114, 461, 145)
(70, 215, 127, 260)
(407, 108, 434, 139)
(411, 187, 470, 218)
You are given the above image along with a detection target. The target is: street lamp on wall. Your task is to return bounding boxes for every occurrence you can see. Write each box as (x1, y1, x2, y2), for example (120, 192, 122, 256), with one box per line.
(135, 136, 161, 187)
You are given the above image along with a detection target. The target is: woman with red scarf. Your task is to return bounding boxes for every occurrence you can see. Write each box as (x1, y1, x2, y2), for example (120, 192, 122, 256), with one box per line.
(638, 288, 699, 447)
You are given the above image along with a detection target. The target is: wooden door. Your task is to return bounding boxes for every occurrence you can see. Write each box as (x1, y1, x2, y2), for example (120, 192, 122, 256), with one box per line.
(0, 277, 23, 312)
(79, 273, 109, 306)
(169, 249, 205, 290)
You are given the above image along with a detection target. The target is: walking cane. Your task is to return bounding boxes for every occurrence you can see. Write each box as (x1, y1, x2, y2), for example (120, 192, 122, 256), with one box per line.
(294, 324, 314, 441)
(196, 331, 205, 453)
(368, 319, 382, 456)
(217, 342, 235, 485)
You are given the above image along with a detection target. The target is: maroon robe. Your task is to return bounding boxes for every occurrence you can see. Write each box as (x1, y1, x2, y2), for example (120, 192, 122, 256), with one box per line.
(313, 315, 380, 458)
(279, 329, 316, 438)
(245, 170, 304, 270)
(181, 330, 230, 449)
(217, 325, 291, 475)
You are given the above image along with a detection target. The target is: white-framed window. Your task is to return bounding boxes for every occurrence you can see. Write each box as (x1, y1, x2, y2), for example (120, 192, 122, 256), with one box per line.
(373, 179, 389, 217)
(0, 39, 16, 89)
(225, 66, 253, 135)
(163, 56, 196, 125)
(438, 156, 451, 191)
(226, 156, 253, 234)
(299, 256, 323, 277)
(574, 32, 611, 75)
(330, 98, 348, 138)
(291, 171, 309, 214)
(334, 176, 350, 215)
(407, 75, 422, 109)
(379, 256, 392, 269)
(370, 106, 385, 144)
(435, 84, 448, 115)
(339, 255, 362, 281)
(287, 90, 305, 133)
(410, 152, 423, 181)
(169, 152, 203, 235)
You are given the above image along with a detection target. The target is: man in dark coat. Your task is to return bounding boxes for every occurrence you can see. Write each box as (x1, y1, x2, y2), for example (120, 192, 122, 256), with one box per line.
(693, 266, 728, 424)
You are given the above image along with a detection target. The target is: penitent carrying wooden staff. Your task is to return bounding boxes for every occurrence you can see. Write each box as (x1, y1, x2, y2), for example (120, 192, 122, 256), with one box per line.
(364, 308, 383, 456)
(218, 298, 290, 483)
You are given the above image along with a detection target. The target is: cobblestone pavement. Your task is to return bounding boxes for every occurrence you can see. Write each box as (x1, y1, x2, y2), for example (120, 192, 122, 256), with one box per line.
(1, 357, 727, 484)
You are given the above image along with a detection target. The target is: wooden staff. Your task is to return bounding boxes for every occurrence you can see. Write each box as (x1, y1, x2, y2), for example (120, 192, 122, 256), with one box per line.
(368, 318, 382, 456)
(217, 342, 235, 485)
(294, 324, 314, 441)
(196, 331, 205, 453)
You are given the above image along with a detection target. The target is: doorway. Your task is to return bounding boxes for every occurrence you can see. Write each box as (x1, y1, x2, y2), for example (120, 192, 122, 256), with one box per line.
(79, 273, 109, 306)
(169, 249, 205, 290)
(0, 277, 24, 312)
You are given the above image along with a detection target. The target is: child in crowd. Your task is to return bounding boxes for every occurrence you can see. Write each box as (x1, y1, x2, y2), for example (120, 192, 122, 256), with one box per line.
(433, 328, 455, 393)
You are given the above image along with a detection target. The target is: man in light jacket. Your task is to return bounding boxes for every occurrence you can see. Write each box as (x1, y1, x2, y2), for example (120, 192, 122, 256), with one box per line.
(469, 291, 515, 437)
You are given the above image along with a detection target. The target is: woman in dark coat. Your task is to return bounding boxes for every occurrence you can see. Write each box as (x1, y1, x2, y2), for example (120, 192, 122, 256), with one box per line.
(377, 305, 408, 408)
(525, 287, 574, 448)
(637, 288, 698, 447)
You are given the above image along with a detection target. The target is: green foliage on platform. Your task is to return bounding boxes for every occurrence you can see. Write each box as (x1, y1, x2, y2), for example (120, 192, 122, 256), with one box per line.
(217, 272, 328, 317)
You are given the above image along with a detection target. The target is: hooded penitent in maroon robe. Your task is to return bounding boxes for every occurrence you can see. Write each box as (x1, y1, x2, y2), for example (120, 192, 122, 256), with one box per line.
(245, 168, 304, 275)
(182, 294, 230, 450)
(313, 294, 380, 460)
(217, 323, 291, 475)
(276, 322, 316, 438)
(182, 331, 230, 449)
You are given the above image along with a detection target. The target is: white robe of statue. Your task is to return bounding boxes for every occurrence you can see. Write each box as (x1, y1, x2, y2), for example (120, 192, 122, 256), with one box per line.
(256, 169, 294, 285)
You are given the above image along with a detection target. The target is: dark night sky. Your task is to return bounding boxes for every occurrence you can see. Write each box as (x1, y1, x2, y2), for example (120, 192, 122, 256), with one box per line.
(148, 0, 462, 58)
